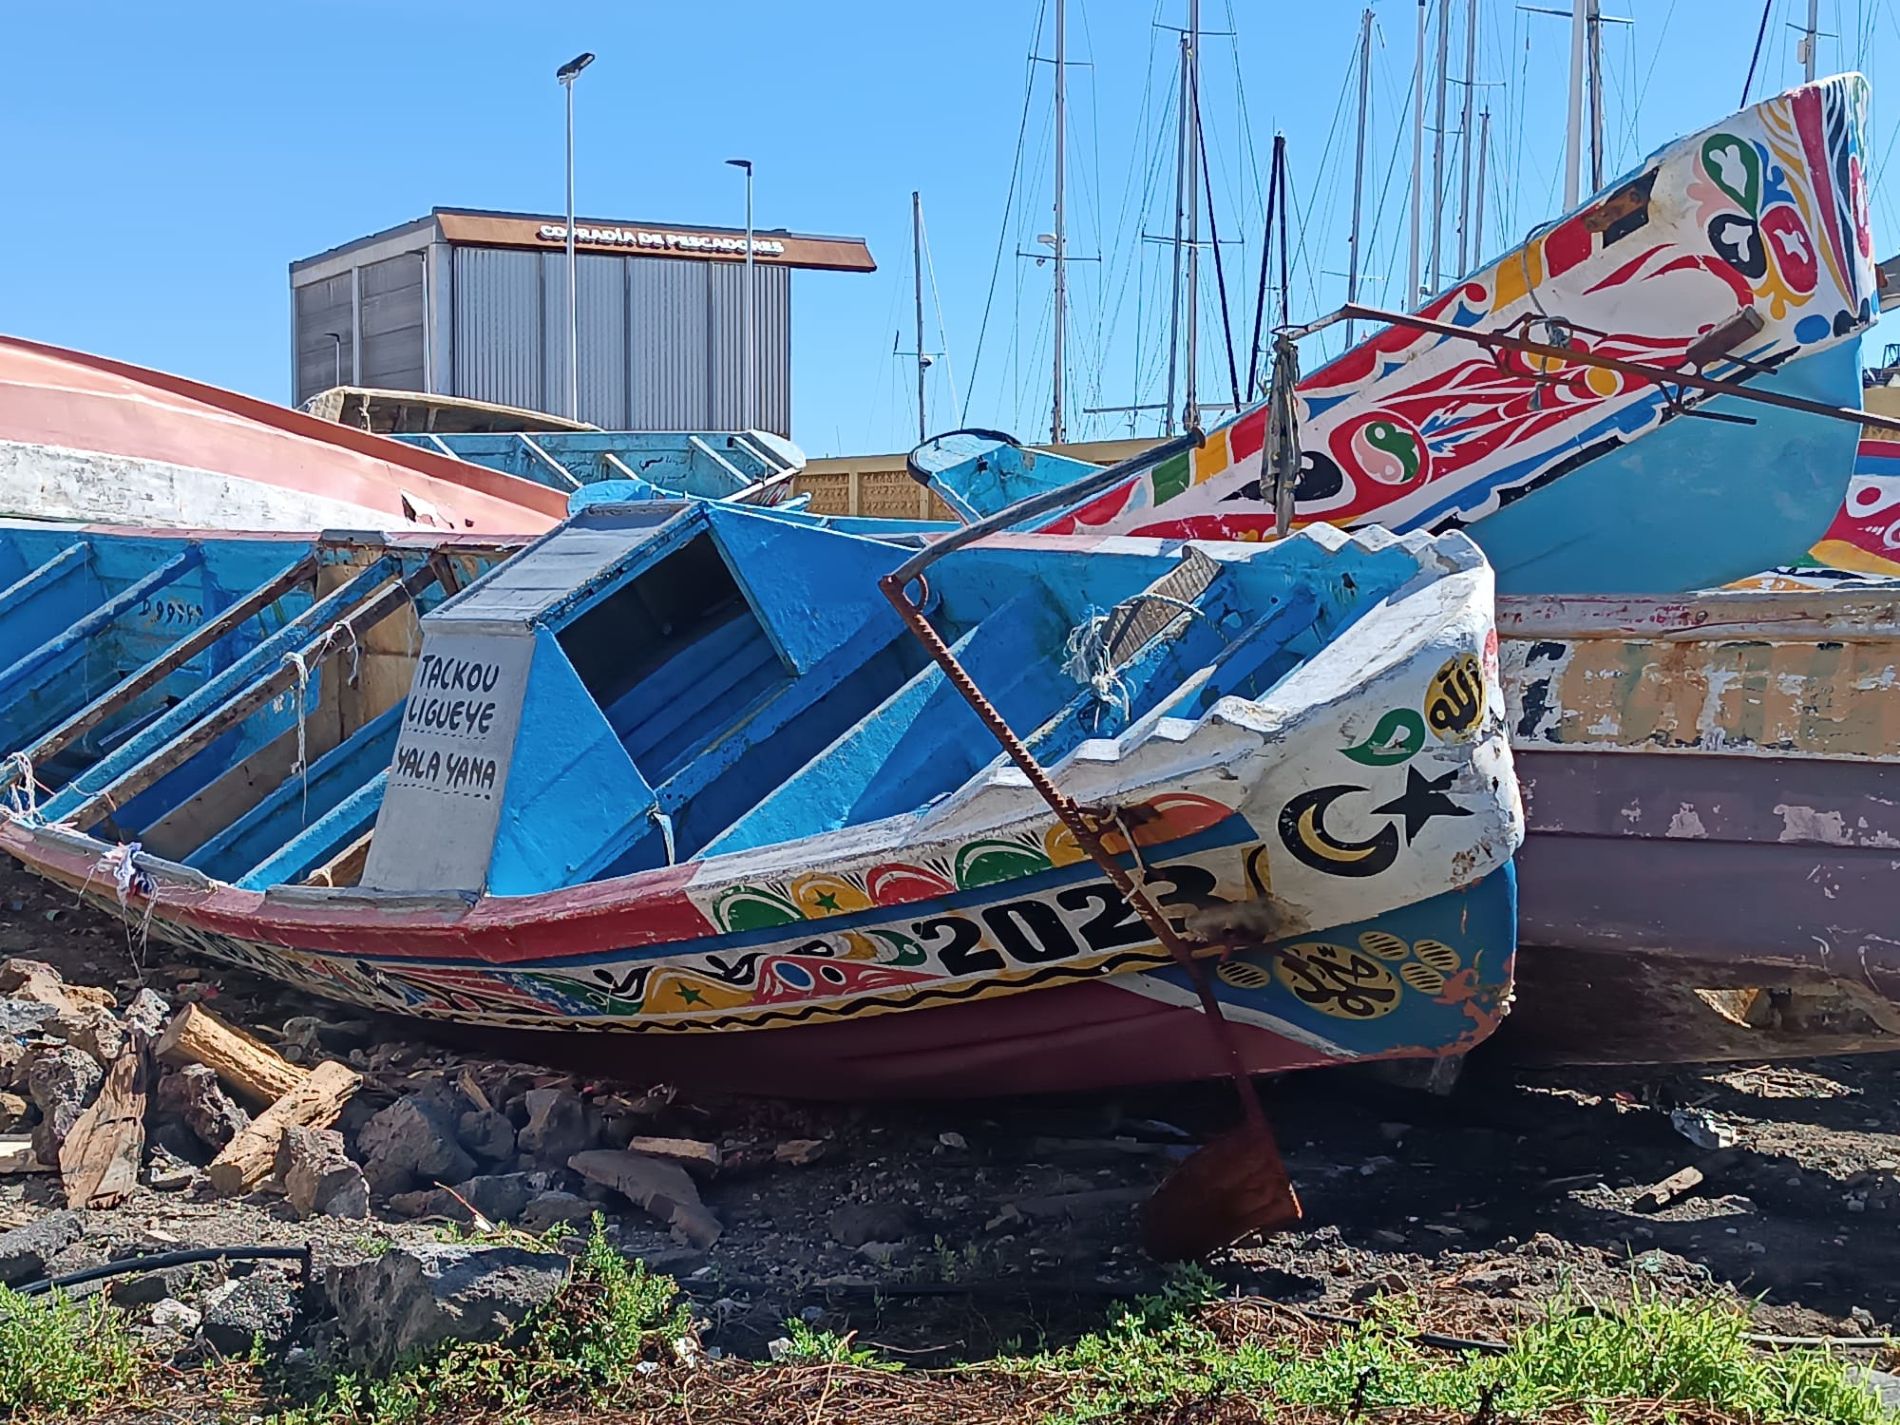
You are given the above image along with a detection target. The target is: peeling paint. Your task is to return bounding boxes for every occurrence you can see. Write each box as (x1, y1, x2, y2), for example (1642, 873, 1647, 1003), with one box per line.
(1666, 804, 1707, 839)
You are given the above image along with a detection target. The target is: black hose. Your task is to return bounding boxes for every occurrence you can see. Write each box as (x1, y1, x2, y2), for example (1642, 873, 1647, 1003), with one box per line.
(15, 1244, 313, 1298)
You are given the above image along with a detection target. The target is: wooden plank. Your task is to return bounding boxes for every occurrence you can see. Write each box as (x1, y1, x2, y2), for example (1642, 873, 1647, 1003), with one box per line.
(155, 1003, 306, 1107)
(301, 830, 373, 888)
(58, 1032, 152, 1209)
(0, 1137, 54, 1174)
(207, 1060, 360, 1196)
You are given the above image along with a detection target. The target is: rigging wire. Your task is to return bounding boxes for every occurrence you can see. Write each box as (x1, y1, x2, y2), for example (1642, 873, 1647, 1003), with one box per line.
(1741, 0, 1774, 107)
(918, 204, 963, 423)
(1194, 76, 1243, 411)
(961, 0, 1046, 426)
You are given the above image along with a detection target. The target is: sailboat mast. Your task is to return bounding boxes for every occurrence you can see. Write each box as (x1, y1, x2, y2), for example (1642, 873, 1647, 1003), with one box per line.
(1346, 7, 1373, 347)
(1456, 0, 1477, 275)
(913, 190, 927, 444)
(1408, 0, 1425, 303)
(1586, 0, 1603, 192)
(1164, 31, 1188, 436)
(1804, 0, 1819, 80)
(1051, 0, 1068, 444)
(1473, 107, 1490, 261)
(1564, 0, 1586, 206)
(1429, 0, 1449, 287)
(1183, 0, 1201, 433)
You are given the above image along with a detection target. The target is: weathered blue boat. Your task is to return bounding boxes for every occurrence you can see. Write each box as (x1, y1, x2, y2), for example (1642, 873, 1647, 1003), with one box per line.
(0, 489, 1520, 1099)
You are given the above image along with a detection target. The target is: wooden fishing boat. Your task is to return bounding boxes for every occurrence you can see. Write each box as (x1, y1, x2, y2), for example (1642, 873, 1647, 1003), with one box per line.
(0, 495, 1521, 1097)
(0, 335, 566, 533)
(913, 75, 1877, 595)
(1496, 586, 1900, 1062)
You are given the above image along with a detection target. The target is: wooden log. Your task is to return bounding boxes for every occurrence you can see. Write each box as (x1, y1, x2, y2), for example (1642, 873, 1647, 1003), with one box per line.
(1632, 1148, 1739, 1213)
(59, 1032, 152, 1210)
(155, 1004, 306, 1107)
(207, 1060, 360, 1197)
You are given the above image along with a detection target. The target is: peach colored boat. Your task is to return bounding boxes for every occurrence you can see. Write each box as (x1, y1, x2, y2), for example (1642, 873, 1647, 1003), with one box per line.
(0, 334, 565, 534)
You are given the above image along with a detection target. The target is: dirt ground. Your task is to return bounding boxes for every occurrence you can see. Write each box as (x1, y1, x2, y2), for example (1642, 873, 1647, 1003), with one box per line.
(3, 857, 1895, 1361)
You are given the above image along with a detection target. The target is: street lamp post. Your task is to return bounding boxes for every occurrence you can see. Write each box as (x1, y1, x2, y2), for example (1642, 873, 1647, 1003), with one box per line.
(556, 51, 595, 422)
(726, 158, 755, 430)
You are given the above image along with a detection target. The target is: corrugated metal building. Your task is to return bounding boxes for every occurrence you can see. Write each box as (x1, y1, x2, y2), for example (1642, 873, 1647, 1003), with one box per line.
(289, 208, 875, 436)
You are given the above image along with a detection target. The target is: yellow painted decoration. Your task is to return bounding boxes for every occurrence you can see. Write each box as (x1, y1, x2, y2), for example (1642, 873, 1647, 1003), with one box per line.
(640, 971, 757, 1015)
(1489, 240, 1543, 309)
(1414, 939, 1462, 974)
(1358, 930, 1411, 962)
(790, 873, 873, 919)
(1273, 943, 1404, 1020)
(1400, 961, 1447, 994)
(1192, 426, 1232, 484)
(1042, 824, 1092, 867)
(1216, 960, 1274, 990)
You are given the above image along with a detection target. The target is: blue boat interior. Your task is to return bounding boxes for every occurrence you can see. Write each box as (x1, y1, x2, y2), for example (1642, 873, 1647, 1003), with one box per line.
(0, 524, 509, 888)
(0, 500, 1444, 902)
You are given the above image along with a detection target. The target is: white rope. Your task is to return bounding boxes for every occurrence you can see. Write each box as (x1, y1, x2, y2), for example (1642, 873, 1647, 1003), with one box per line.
(1061, 593, 1214, 731)
(1061, 607, 1131, 731)
(281, 649, 312, 824)
(99, 840, 158, 965)
(649, 808, 677, 866)
(3, 751, 40, 820)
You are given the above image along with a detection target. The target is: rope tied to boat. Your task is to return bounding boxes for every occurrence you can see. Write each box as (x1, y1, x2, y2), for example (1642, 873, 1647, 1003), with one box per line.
(2, 751, 42, 820)
(280, 649, 312, 825)
(1063, 594, 1213, 731)
(99, 840, 158, 964)
(1061, 608, 1132, 729)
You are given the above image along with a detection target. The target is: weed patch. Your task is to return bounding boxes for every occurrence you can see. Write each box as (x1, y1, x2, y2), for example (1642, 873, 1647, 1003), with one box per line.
(0, 1284, 144, 1416)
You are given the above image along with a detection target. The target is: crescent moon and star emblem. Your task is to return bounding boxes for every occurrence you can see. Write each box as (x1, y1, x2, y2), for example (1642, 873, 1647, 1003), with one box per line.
(1277, 765, 1473, 877)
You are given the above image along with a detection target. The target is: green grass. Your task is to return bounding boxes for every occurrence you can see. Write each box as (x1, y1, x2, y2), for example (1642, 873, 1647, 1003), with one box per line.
(0, 1232, 1890, 1424)
(1019, 1272, 1896, 1424)
(0, 1284, 144, 1416)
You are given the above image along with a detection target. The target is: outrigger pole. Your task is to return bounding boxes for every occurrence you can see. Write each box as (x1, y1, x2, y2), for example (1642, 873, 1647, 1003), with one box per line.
(1331, 302, 1894, 431)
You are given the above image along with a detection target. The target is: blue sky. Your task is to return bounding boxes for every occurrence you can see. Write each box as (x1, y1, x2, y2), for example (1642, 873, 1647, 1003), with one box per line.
(0, 1, 1891, 456)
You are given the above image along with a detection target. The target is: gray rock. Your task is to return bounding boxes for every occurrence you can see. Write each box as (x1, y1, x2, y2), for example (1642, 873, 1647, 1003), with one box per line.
(356, 1094, 477, 1196)
(277, 1125, 369, 1220)
(110, 1264, 203, 1308)
(201, 1273, 301, 1355)
(327, 1243, 569, 1371)
(518, 1190, 598, 1235)
(1852, 1367, 1900, 1411)
(149, 1299, 202, 1335)
(388, 1172, 539, 1226)
(53, 1006, 126, 1066)
(457, 1107, 517, 1165)
(122, 988, 171, 1039)
(0, 959, 114, 1014)
(156, 1064, 249, 1152)
(827, 1202, 919, 1248)
(0, 995, 57, 1046)
(0, 1210, 84, 1286)
(516, 1088, 597, 1167)
(23, 1046, 102, 1164)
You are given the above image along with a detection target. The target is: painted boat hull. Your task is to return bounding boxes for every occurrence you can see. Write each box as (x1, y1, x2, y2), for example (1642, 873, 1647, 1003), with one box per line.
(0, 335, 566, 533)
(0, 509, 1523, 1095)
(1495, 588, 1900, 1061)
